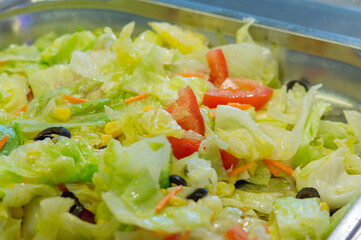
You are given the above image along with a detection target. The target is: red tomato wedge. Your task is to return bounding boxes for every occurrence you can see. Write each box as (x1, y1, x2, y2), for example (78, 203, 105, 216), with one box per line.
(220, 149, 239, 170)
(167, 137, 201, 159)
(203, 77, 273, 110)
(165, 86, 205, 135)
(225, 224, 252, 240)
(206, 49, 229, 87)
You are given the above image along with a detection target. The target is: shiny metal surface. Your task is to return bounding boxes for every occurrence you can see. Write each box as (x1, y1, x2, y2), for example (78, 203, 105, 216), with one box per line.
(0, 0, 361, 238)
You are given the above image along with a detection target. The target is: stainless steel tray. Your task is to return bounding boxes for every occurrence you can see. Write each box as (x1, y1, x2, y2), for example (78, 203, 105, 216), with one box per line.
(0, 0, 360, 238)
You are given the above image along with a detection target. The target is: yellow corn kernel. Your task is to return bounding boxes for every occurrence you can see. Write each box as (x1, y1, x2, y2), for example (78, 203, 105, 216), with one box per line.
(11, 207, 24, 219)
(169, 196, 187, 206)
(216, 182, 235, 197)
(142, 105, 155, 112)
(100, 134, 113, 146)
(24, 140, 34, 144)
(160, 188, 168, 197)
(97, 219, 108, 225)
(320, 202, 330, 212)
(52, 107, 71, 122)
(104, 121, 122, 138)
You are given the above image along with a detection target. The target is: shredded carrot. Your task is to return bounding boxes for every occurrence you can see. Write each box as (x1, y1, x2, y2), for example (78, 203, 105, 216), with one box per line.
(156, 185, 183, 213)
(264, 159, 294, 176)
(263, 223, 270, 234)
(178, 73, 206, 79)
(210, 111, 217, 118)
(227, 102, 253, 110)
(180, 231, 191, 240)
(228, 162, 256, 178)
(15, 105, 27, 116)
(0, 135, 9, 151)
(124, 93, 148, 104)
(0, 60, 8, 67)
(263, 159, 281, 177)
(152, 230, 170, 237)
(162, 231, 191, 240)
(62, 94, 89, 104)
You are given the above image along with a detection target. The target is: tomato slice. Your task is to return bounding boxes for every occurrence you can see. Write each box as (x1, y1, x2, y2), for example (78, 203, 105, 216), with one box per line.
(219, 78, 240, 92)
(206, 49, 229, 87)
(203, 78, 273, 110)
(166, 86, 205, 135)
(225, 224, 250, 240)
(220, 149, 239, 170)
(168, 137, 201, 159)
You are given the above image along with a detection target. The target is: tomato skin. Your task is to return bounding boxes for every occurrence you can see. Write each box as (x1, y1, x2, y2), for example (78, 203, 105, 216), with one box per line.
(168, 137, 201, 159)
(166, 86, 205, 135)
(206, 49, 229, 87)
(203, 78, 273, 110)
(220, 149, 239, 170)
(225, 224, 250, 240)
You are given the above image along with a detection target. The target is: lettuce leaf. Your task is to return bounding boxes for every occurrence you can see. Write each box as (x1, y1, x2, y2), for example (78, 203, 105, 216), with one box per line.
(215, 105, 275, 162)
(41, 30, 96, 65)
(149, 22, 208, 54)
(296, 146, 361, 209)
(0, 73, 29, 114)
(272, 197, 329, 239)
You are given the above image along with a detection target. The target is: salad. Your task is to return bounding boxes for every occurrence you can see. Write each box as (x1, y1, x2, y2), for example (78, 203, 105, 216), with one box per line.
(0, 20, 360, 240)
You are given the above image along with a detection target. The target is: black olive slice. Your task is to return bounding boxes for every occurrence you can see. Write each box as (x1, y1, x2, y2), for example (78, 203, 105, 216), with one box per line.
(61, 192, 84, 217)
(286, 80, 308, 92)
(34, 126, 71, 141)
(169, 175, 187, 186)
(234, 180, 248, 189)
(187, 188, 208, 202)
(296, 187, 320, 199)
(99, 145, 108, 149)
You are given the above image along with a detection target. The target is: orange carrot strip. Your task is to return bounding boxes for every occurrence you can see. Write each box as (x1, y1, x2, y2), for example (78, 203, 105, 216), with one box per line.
(124, 93, 148, 104)
(15, 105, 28, 116)
(156, 185, 183, 213)
(264, 159, 294, 176)
(0, 60, 8, 67)
(227, 102, 253, 110)
(178, 73, 206, 79)
(228, 162, 256, 178)
(180, 231, 191, 240)
(263, 159, 281, 177)
(210, 111, 217, 118)
(0, 135, 9, 151)
(62, 94, 89, 104)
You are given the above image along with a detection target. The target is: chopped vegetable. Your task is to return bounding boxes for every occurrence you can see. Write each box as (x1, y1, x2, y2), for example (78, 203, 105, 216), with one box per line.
(0, 134, 10, 151)
(228, 162, 256, 178)
(124, 93, 148, 104)
(62, 94, 89, 104)
(155, 185, 183, 213)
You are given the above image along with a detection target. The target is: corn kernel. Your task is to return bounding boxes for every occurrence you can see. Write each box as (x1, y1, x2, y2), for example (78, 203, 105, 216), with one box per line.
(24, 140, 34, 144)
(104, 121, 122, 138)
(169, 196, 187, 206)
(11, 207, 24, 219)
(100, 134, 113, 146)
(216, 182, 235, 197)
(160, 188, 168, 197)
(320, 202, 330, 212)
(52, 107, 71, 122)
